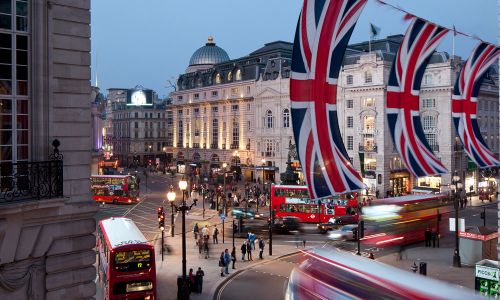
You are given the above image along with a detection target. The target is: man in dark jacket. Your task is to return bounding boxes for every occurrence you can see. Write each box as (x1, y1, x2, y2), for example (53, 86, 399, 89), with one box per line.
(258, 237, 265, 259)
(241, 241, 247, 260)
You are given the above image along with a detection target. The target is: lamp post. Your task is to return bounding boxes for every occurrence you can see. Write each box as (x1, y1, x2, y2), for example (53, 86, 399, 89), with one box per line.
(168, 177, 197, 298)
(222, 162, 227, 244)
(451, 172, 462, 268)
(167, 187, 176, 237)
(260, 159, 266, 213)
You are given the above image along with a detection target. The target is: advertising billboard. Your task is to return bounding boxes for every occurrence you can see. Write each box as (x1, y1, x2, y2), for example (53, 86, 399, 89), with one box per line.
(126, 89, 153, 106)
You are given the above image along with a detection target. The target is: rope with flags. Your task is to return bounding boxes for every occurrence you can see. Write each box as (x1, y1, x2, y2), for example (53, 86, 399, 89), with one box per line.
(290, 0, 367, 199)
(452, 42, 500, 168)
(386, 17, 449, 177)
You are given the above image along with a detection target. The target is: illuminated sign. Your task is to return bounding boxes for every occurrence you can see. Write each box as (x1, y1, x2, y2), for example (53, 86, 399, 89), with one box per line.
(126, 89, 153, 106)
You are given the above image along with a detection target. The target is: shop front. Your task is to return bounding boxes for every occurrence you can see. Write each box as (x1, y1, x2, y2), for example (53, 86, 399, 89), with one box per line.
(389, 170, 410, 197)
(362, 171, 377, 196)
(415, 175, 441, 193)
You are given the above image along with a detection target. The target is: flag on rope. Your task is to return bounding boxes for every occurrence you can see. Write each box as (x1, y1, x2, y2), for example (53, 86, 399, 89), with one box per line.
(290, 0, 367, 199)
(452, 42, 500, 168)
(386, 17, 449, 177)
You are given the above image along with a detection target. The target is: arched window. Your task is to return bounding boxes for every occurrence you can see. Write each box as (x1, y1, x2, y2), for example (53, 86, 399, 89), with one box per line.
(283, 109, 290, 128)
(235, 69, 242, 81)
(215, 73, 221, 84)
(422, 115, 438, 151)
(227, 71, 232, 81)
(266, 110, 273, 129)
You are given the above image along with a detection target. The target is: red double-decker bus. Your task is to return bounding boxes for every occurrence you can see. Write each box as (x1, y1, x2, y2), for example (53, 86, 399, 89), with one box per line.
(97, 217, 156, 300)
(271, 185, 358, 223)
(91, 175, 139, 204)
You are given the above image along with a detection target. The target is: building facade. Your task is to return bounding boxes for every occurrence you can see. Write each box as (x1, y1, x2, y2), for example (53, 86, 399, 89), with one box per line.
(105, 87, 168, 168)
(0, 1, 97, 298)
(166, 38, 295, 183)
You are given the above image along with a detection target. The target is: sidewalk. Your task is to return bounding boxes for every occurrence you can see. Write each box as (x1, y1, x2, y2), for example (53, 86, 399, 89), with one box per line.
(377, 246, 475, 289)
(155, 205, 301, 300)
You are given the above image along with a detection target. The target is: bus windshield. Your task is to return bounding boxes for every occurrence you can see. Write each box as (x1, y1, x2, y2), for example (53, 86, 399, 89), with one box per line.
(114, 249, 152, 272)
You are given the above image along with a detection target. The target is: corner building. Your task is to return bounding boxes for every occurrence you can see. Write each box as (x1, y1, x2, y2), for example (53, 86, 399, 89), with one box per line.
(0, 1, 97, 299)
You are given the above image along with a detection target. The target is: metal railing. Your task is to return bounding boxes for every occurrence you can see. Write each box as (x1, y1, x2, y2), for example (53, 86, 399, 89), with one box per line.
(0, 160, 63, 203)
(358, 144, 378, 153)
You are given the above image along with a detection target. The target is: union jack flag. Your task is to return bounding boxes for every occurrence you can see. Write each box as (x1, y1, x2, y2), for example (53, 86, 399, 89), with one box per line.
(291, 0, 367, 199)
(452, 42, 500, 168)
(386, 18, 449, 178)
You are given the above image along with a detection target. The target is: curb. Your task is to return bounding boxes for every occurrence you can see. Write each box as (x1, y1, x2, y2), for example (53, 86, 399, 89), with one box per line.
(211, 250, 301, 300)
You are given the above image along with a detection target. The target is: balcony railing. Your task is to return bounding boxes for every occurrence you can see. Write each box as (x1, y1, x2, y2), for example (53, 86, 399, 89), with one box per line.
(193, 143, 200, 149)
(358, 144, 377, 153)
(0, 160, 63, 203)
(177, 142, 183, 147)
(210, 143, 218, 149)
(230, 144, 239, 150)
(221, 144, 226, 150)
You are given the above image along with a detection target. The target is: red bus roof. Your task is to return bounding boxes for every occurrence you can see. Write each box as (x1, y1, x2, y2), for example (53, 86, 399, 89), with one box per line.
(373, 194, 447, 205)
(99, 217, 149, 249)
(272, 185, 307, 190)
(91, 175, 131, 178)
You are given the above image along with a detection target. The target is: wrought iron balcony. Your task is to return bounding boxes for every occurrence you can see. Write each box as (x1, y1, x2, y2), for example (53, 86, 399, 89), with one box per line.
(193, 143, 200, 149)
(230, 144, 239, 150)
(0, 141, 63, 203)
(210, 143, 218, 149)
(358, 144, 378, 153)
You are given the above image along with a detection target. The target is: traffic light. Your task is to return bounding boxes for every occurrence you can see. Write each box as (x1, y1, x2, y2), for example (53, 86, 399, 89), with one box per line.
(157, 206, 164, 221)
(148, 159, 152, 166)
(159, 212, 165, 231)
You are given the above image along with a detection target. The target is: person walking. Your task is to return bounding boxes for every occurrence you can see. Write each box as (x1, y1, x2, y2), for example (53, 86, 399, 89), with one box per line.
(219, 252, 225, 277)
(202, 225, 209, 239)
(246, 240, 253, 261)
(188, 268, 196, 293)
(223, 248, 231, 275)
(369, 252, 375, 260)
(424, 227, 431, 247)
(231, 246, 237, 269)
(195, 267, 204, 293)
(431, 228, 437, 248)
(212, 225, 219, 244)
(193, 223, 199, 240)
(203, 239, 209, 259)
(258, 237, 265, 259)
(241, 241, 247, 261)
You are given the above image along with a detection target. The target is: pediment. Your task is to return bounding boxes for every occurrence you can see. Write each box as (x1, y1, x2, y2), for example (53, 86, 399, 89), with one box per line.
(255, 87, 281, 98)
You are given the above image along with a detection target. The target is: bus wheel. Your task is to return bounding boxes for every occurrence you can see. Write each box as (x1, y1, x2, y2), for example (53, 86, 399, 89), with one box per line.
(113, 199, 117, 205)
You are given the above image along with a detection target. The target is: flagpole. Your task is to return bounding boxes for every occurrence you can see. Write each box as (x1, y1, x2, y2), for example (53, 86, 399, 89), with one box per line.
(452, 25, 455, 58)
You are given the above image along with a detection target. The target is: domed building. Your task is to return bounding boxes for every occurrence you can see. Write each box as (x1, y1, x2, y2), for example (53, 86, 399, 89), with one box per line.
(185, 36, 230, 73)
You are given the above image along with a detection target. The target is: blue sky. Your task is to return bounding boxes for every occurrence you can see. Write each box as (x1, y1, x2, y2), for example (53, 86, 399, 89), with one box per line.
(90, 0, 497, 98)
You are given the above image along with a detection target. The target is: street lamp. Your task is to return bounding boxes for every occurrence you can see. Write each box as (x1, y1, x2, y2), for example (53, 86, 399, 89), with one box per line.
(169, 177, 197, 298)
(222, 162, 228, 244)
(260, 158, 266, 213)
(167, 187, 176, 237)
(451, 172, 462, 268)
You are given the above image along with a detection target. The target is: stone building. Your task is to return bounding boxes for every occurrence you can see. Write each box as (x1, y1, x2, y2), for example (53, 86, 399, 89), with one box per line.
(105, 87, 168, 168)
(0, 0, 97, 299)
(166, 38, 295, 184)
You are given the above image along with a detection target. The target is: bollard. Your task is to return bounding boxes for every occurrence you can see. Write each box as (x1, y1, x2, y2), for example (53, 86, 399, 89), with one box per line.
(419, 262, 427, 276)
(411, 262, 418, 273)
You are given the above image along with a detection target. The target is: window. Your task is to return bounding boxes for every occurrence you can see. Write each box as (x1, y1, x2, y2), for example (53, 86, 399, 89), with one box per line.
(422, 98, 435, 108)
(346, 99, 353, 109)
(423, 115, 438, 151)
(212, 119, 219, 146)
(211, 106, 218, 113)
(423, 74, 433, 85)
(212, 91, 218, 97)
(364, 98, 375, 107)
(247, 121, 251, 131)
(157, 113, 160, 118)
(223, 106, 226, 112)
(231, 87, 239, 95)
(194, 108, 199, 114)
(215, 73, 221, 84)
(364, 116, 375, 131)
(227, 71, 232, 81)
(232, 119, 239, 147)
(231, 105, 239, 112)
(266, 110, 273, 129)
(422, 115, 436, 130)
(364, 71, 372, 83)
(346, 75, 353, 85)
(235, 69, 242, 81)
(347, 116, 353, 128)
(134, 122, 138, 128)
(194, 119, 200, 137)
(247, 103, 251, 110)
(283, 109, 290, 128)
(194, 93, 199, 100)
(186, 109, 189, 115)
(347, 136, 353, 150)
(246, 86, 250, 94)
(178, 120, 183, 146)
(135, 112, 138, 118)
(178, 109, 183, 115)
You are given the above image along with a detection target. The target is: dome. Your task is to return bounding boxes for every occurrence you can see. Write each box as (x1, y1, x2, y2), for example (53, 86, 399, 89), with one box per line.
(188, 36, 230, 66)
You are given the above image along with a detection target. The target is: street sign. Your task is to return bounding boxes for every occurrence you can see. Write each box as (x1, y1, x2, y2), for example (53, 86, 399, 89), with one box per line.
(220, 214, 226, 221)
(449, 218, 465, 232)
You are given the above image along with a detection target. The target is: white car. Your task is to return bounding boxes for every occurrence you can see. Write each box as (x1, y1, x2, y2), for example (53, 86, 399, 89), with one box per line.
(327, 224, 358, 241)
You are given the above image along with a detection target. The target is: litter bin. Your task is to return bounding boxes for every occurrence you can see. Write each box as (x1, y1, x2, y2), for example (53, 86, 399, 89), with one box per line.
(419, 262, 427, 276)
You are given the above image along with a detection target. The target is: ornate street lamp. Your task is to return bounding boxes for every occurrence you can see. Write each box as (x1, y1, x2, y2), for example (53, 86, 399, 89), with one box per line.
(451, 172, 462, 267)
(169, 177, 196, 298)
(167, 187, 176, 237)
(260, 158, 266, 213)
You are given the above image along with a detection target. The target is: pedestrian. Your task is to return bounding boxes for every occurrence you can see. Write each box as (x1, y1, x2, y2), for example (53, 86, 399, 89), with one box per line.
(202, 225, 209, 239)
(369, 252, 375, 260)
(197, 236, 203, 257)
(248, 232, 256, 249)
(241, 241, 247, 261)
(196, 267, 204, 293)
(258, 237, 265, 259)
(213, 225, 219, 244)
(424, 227, 431, 247)
(189, 268, 196, 293)
(193, 223, 199, 240)
(231, 246, 237, 269)
(302, 239, 306, 248)
(219, 252, 225, 277)
(203, 239, 209, 259)
(431, 228, 437, 248)
(224, 248, 231, 275)
(246, 240, 253, 261)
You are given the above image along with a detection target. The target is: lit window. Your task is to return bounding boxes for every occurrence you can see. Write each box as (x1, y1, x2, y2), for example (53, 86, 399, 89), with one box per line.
(211, 91, 218, 97)
(231, 87, 239, 95)
(215, 73, 221, 84)
(364, 98, 375, 107)
(227, 71, 232, 81)
(235, 69, 242, 81)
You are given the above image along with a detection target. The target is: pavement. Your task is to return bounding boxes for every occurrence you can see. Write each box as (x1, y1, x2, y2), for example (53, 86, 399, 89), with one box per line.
(155, 205, 304, 300)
